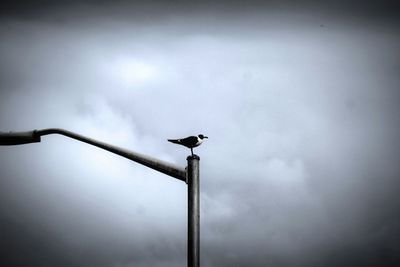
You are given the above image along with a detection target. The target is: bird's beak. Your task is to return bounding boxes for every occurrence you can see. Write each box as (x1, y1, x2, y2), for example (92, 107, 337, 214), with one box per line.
(204, 136, 208, 139)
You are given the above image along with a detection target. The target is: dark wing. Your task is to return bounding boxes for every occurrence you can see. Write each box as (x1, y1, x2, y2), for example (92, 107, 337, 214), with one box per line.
(168, 139, 181, 144)
(179, 136, 198, 148)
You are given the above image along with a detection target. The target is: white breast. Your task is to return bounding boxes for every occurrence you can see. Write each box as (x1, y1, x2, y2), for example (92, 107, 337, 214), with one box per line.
(194, 137, 203, 147)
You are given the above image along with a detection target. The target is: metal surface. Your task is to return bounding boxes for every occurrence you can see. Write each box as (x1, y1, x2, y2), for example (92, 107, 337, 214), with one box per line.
(187, 155, 200, 267)
(0, 130, 41, 145)
(1, 128, 200, 266)
(0, 128, 186, 181)
(36, 128, 186, 181)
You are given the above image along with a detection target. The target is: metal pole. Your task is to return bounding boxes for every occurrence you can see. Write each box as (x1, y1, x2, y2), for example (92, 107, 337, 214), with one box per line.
(0, 129, 186, 181)
(36, 128, 187, 181)
(1, 128, 199, 264)
(187, 155, 200, 267)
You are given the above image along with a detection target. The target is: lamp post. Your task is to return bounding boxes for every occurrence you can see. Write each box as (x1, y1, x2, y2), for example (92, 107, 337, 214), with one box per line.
(0, 128, 200, 267)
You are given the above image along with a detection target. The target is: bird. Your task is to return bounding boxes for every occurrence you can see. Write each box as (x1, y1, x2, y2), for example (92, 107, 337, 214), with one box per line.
(168, 134, 208, 156)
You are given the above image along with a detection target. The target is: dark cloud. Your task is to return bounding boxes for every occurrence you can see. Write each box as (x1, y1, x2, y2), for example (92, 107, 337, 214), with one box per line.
(1, 0, 399, 23)
(1, 1, 400, 267)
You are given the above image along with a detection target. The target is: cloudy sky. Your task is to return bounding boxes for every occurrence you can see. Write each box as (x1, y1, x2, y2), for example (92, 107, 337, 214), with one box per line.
(0, 1, 399, 266)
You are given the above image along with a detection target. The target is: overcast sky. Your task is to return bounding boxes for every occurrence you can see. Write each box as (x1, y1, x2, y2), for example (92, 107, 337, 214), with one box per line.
(0, 1, 399, 266)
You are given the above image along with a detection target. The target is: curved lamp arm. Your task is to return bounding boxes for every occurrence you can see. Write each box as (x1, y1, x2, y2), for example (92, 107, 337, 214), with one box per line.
(0, 128, 186, 182)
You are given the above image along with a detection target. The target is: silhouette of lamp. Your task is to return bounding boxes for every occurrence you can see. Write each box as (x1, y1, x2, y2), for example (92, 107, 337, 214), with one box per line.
(0, 128, 200, 267)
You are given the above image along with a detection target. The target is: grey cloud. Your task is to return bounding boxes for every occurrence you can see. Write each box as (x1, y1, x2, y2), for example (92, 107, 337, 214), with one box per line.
(1, 1, 400, 267)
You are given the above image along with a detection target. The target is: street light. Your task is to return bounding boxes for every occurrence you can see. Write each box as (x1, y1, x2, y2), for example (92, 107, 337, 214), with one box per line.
(0, 128, 200, 267)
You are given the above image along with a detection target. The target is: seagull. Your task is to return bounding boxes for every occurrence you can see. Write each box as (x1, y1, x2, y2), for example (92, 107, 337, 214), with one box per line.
(168, 134, 208, 156)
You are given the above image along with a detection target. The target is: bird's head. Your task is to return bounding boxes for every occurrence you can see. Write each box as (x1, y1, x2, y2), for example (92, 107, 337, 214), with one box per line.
(198, 134, 208, 140)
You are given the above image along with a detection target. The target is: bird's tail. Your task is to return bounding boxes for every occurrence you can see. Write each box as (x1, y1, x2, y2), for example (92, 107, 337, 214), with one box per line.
(168, 139, 180, 144)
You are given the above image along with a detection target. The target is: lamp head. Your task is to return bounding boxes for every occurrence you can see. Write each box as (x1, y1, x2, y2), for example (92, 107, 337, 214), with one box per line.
(0, 130, 41, 145)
